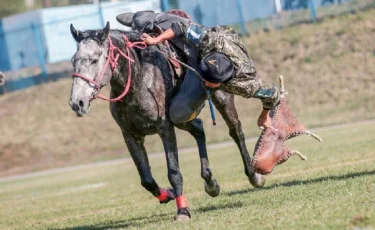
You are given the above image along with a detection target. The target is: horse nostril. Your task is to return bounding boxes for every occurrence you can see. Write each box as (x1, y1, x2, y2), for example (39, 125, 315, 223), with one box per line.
(79, 100, 84, 108)
(71, 103, 79, 112)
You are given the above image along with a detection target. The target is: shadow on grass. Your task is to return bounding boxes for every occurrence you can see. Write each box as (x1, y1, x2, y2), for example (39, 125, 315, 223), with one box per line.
(50, 212, 172, 230)
(49, 170, 375, 229)
(52, 202, 245, 229)
(225, 169, 375, 196)
(195, 201, 243, 213)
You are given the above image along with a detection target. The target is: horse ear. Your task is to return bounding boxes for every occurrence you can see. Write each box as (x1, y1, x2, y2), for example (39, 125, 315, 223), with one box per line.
(70, 24, 82, 42)
(98, 22, 110, 42)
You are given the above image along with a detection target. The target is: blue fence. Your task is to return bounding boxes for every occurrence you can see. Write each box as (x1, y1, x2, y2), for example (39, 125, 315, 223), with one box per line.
(163, 0, 373, 33)
(0, 0, 160, 94)
(0, 0, 373, 95)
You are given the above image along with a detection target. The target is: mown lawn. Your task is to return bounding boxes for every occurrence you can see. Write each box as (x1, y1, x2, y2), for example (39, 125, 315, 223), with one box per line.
(1, 121, 374, 230)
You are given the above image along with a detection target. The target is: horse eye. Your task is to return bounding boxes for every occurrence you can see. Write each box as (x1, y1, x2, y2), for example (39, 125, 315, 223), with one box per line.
(91, 59, 98, 64)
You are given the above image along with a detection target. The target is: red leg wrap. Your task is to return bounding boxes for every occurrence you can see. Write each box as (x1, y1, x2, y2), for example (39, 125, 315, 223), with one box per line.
(156, 188, 169, 202)
(176, 195, 188, 209)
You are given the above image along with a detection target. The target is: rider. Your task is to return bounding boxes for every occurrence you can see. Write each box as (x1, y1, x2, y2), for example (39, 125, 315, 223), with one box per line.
(117, 10, 208, 123)
(118, 11, 279, 128)
(140, 18, 280, 128)
(116, 10, 198, 65)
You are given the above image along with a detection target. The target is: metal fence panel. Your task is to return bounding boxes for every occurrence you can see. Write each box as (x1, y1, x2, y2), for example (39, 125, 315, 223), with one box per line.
(41, 5, 101, 64)
(178, 0, 277, 27)
(1, 11, 42, 71)
(0, 21, 11, 71)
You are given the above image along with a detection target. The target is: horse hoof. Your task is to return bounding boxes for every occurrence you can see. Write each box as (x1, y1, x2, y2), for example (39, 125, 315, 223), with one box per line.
(204, 179, 220, 197)
(175, 214, 191, 222)
(174, 208, 191, 221)
(158, 188, 175, 204)
(249, 173, 265, 188)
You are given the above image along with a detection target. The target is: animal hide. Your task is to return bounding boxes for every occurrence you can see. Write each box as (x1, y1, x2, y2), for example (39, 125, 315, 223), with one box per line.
(251, 76, 322, 175)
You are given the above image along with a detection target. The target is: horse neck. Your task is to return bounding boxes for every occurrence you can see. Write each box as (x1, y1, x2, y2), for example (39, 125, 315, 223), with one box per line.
(108, 31, 142, 96)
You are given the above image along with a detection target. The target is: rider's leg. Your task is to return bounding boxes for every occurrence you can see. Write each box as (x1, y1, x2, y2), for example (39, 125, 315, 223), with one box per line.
(169, 69, 207, 124)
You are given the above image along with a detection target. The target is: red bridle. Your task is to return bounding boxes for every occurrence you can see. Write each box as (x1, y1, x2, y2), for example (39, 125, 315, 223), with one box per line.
(72, 34, 147, 102)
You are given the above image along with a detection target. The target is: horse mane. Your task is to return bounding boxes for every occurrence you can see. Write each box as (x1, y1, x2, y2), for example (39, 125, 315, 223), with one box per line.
(79, 28, 162, 63)
(79, 28, 147, 46)
(109, 29, 142, 42)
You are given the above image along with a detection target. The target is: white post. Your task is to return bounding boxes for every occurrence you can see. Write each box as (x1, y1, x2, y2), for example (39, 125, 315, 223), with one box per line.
(275, 0, 282, 13)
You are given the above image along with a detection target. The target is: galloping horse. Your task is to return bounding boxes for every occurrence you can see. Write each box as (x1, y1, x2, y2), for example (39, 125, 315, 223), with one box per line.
(69, 22, 264, 220)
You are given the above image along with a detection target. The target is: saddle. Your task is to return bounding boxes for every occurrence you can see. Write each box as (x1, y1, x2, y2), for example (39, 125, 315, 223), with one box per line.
(149, 26, 184, 78)
(165, 9, 192, 20)
(152, 9, 193, 78)
(251, 76, 323, 175)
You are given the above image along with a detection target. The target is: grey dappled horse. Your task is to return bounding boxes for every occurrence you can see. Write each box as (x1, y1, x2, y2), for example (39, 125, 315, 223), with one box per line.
(69, 22, 264, 220)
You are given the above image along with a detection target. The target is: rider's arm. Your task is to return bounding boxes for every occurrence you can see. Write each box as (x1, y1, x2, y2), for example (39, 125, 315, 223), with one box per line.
(254, 81, 279, 128)
(222, 73, 279, 128)
(142, 21, 187, 46)
(253, 82, 280, 110)
(141, 28, 176, 45)
(257, 109, 271, 128)
(156, 28, 176, 43)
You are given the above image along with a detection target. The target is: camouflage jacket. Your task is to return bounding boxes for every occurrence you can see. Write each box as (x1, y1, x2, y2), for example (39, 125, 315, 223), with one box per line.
(171, 22, 280, 109)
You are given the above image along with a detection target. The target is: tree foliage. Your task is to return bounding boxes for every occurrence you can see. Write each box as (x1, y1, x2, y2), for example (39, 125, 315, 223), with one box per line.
(0, 0, 27, 18)
(0, 0, 96, 18)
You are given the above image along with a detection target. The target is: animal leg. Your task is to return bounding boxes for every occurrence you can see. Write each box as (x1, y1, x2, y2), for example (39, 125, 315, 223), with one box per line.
(158, 123, 191, 221)
(211, 90, 265, 188)
(175, 118, 220, 197)
(121, 130, 174, 204)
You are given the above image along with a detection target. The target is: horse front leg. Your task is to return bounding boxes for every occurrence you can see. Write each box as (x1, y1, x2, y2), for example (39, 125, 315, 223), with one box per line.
(158, 123, 191, 221)
(175, 119, 220, 197)
(211, 90, 265, 188)
(121, 130, 175, 204)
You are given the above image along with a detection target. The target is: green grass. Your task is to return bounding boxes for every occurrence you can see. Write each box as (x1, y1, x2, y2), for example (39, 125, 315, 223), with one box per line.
(0, 121, 374, 230)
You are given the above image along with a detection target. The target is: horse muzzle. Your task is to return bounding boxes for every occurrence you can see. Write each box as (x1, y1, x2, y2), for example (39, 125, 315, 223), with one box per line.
(69, 97, 91, 117)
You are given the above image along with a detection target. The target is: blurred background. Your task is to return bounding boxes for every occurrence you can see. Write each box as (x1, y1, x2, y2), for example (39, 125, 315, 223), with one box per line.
(0, 0, 374, 177)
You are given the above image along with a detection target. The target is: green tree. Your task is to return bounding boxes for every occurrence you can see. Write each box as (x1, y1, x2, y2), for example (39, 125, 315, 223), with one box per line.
(0, 0, 96, 18)
(0, 0, 27, 18)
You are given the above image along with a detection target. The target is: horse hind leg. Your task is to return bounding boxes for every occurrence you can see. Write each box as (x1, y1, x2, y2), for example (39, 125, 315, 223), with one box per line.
(158, 123, 191, 221)
(211, 90, 265, 188)
(175, 119, 220, 197)
(121, 131, 175, 204)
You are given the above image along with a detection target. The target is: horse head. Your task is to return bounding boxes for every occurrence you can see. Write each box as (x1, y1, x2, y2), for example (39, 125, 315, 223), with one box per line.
(69, 22, 112, 117)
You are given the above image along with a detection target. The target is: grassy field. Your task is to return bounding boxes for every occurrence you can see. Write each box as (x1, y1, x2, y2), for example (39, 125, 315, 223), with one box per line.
(0, 121, 374, 230)
(0, 8, 374, 176)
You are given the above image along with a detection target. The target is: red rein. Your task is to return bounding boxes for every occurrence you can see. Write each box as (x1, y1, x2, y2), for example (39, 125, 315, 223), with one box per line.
(72, 34, 147, 102)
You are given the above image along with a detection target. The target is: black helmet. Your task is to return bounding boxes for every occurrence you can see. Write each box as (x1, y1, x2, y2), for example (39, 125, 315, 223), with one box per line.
(199, 52, 235, 83)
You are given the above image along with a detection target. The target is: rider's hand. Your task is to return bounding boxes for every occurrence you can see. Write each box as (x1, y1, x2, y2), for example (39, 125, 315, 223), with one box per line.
(257, 109, 271, 129)
(141, 33, 158, 46)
